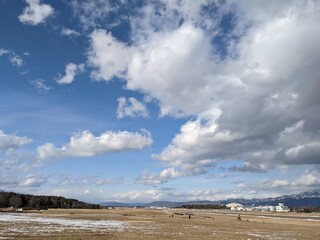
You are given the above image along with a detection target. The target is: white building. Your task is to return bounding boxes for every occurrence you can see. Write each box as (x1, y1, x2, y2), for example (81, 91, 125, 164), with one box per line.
(228, 202, 290, 212)
(276, 202, 290, 212)
(226, 203, 245, 211)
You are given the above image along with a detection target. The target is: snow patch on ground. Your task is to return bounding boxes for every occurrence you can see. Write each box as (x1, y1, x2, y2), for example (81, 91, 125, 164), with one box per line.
(0, 213, 127, 237)
(0, 213, 125, 229)
(247, 231, 296, 240)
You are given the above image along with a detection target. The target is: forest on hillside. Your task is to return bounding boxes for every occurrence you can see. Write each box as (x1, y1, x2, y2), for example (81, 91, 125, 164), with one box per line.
(0, 191, 100, 210)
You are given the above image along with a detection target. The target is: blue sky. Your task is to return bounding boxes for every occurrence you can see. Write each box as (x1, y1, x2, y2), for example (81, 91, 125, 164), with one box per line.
(0, 0, 319, 203)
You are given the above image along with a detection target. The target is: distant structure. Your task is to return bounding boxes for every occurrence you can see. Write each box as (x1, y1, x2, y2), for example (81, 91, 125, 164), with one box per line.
(148, 206, 167, 210)
(226, 203, 245, 211)
(276, 202, 290, 212)
(228, 202, 290, 212)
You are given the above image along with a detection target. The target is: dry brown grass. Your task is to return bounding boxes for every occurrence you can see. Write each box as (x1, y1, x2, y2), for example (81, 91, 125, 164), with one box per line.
(1, 208, 320, 239)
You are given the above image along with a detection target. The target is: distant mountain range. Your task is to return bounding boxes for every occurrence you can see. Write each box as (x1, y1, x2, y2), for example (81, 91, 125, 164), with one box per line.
(100, 190, 320, 208)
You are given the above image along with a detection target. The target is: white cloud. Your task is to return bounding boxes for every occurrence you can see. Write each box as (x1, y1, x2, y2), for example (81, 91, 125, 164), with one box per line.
(0, 48, 9, 56)
(269, 179, 291, 188)
(116, 97, 149, 119)
(18, 0, 54, 25)
(0, 49, 25, 67)
(88, 29, 131, 81)
(0, 173, 47, 189)
(89, 23, 220, 117)
(9, 54, 24, 67)
(137, 168, 181, 185)
(60, 28, 80, 37)
(257, 173, 320, 193)
(151, 117, 237, 177)
(20, 176, 47, 187)
(127, 23, 220, 117)
(0, 152, 34, 172)
(56, 63, 84, 85)
(183, 189, 244, 201)
(295, 173, 320, 187)
(111, 188, 258, 202)
(86, 1, 320, 181)
(30, 79, 53, 94)
(0, 130, 32, 152)
(69, 0, 113, 30)
(36, 129, 152, 161)
(112, 189, 164, 202)
(147, 1, 320, 176)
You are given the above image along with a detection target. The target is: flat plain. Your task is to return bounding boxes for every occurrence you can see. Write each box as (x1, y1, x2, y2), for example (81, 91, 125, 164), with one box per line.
(0, 208, 320, 239)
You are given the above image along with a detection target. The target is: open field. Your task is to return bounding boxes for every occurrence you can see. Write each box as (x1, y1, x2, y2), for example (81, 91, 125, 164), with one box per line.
(1, 208, 320, 239)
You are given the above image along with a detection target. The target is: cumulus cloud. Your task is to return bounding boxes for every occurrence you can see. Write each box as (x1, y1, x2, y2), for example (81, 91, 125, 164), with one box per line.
(153, 117, 319, 178)
(36, 129, 152, 161)
(89, 22, 218, 116)
(30, 79, 53, 94)
(88, 29, 131, 81)
(0, 131, 32, 152)
(18, 0, 54, 25)
(56, 63, 84, 85)
(116, 97, 149, 119)
(295, 173, 320, 187)
(128, 23, 221, 117)
(86, 1, 320, 182)
(151, 117, 235, 178)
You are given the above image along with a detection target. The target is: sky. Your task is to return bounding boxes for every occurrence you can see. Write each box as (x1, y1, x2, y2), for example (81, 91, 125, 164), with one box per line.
(0, 0, 319, 203)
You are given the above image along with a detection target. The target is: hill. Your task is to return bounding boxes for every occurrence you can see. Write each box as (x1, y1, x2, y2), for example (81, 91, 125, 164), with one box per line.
(0, 191, 100, 210)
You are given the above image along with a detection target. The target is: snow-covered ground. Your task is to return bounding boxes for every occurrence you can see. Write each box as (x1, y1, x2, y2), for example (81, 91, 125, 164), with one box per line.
(0, 213, 127, 237)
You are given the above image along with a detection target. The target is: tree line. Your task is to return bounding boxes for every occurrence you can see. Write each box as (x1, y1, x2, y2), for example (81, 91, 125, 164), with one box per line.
(0, 191, 100, 210)
(293, 206, 320, 213)
(177, 204, 228, 209)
